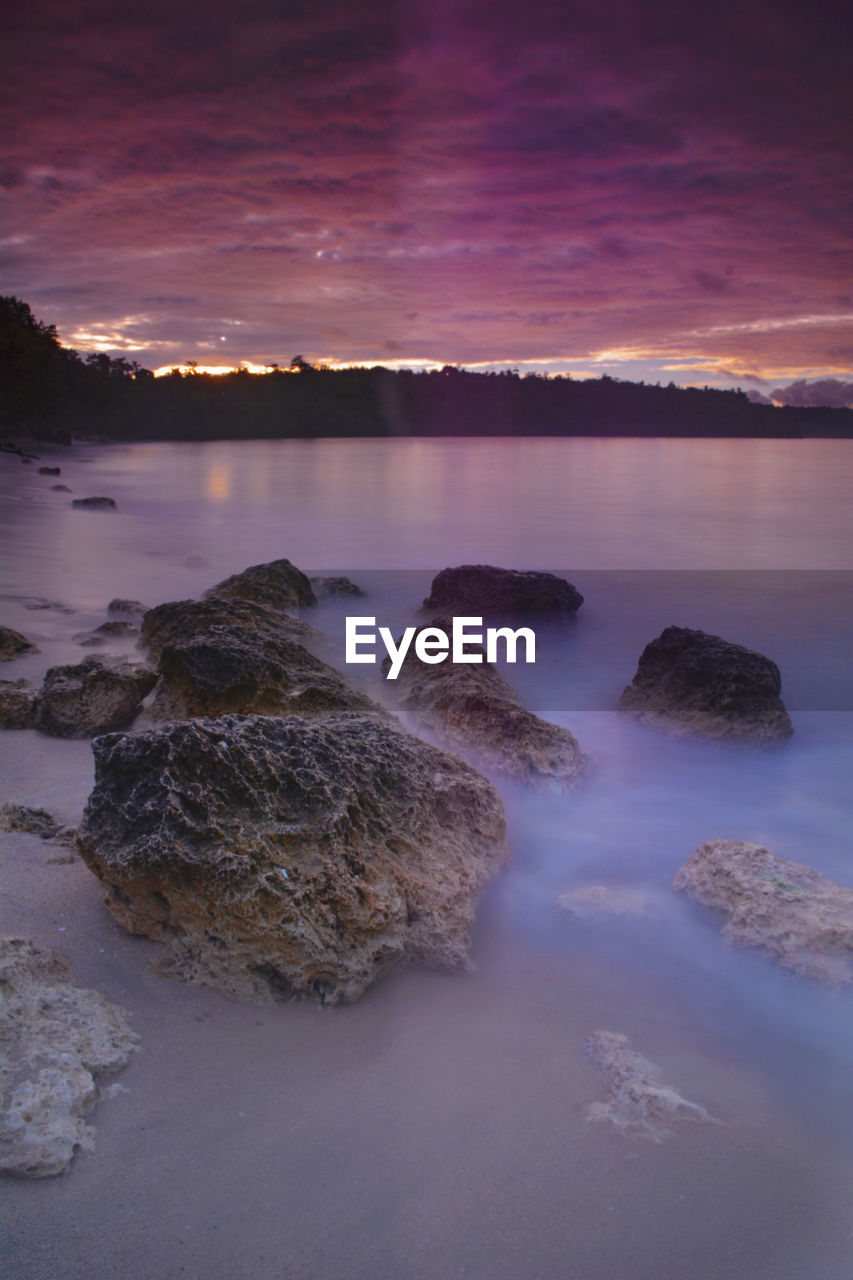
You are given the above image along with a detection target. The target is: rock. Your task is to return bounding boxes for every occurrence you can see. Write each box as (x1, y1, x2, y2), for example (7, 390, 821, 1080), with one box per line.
(38, 466, 61, 475)
(0, 626, 39, 661)
(148, 625, 378, 722)
(107, 598, 148, 618)
(423, 565, 583, 617)
(386, 621, 588, 790)
(139, 596, 324, 664)
(71, 496, 116, 509)
(34, 656, 156, 738)
(0, 938, 138, 1178)
(557, 885, 658, 920)
(0, 804, 74, 843)
(584, 1031, 722, 1142)
(76, 713, 508, 1004)
(205, 558, 316, 611)
(310, 575, 366, 598)
(20, 597, 75, 614)
(0, 679, 38, 729)
(51, 484, 71, 492)
(673, 839, 853, 984)
(618, 626, 793, 744)
(72, 621, 138, 648)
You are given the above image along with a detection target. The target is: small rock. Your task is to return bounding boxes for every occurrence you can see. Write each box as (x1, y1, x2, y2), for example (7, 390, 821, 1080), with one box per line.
(310, 576, 366, 598)
(72, 621, 138, 648)
(0, 803, 74, 844)
(0, 627, 39, 661)
(71, 497, 116, 510)
(107, 598, 147, 618)
(423, 565, 583, 617)
(205, 558, 316, 611)
(0, 679, 39, 729)
(51, 484, 71, 492)
(34, 656, 157, 738)
(38, 466, 61, 475)
(558, 885, 658, 920)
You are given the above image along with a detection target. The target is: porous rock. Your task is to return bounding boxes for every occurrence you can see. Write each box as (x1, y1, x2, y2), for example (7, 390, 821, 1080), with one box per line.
(618, 626, 793, 744)
(0, 804, 74, 843)
(0, 938, 138, 1178)
(673, 839, 853, 984)
(387, 623, 588, 790)
(71, 496, 116, 509)
(0, 626, 39, 661)
(139, 596, 324, 664)
(0, 679, 39, 729)
(34, 656, 156, 738)
(584, 1031, 721, 1142)
(107, 598, 147, 617)
(76, 713, 508, 1004)
(205, 557, 316, 611)
(423, 564, 583, 617)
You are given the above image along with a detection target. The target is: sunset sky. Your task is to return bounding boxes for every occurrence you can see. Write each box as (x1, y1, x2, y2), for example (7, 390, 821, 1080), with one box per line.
(3, 0, 852, 402)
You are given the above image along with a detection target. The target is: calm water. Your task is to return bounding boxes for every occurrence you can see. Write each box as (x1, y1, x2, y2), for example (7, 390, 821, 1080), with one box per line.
(2, 437, 852, 1280)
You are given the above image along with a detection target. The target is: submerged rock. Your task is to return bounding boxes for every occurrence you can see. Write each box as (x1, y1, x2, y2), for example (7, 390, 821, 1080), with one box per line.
(584, 1031, 722, 1142)
(139, 596, 323, 664)
(0, 627, 39, 661)
(76, 713, 508, 1004)
(107, 598, 148, 618)
(38, 466, 61, 475)
(423, 564, 583, 617)
(71, 496, 116, 509)
(387, 623, 588, 790)
(0, 804, 74, 843)
(73, 621, 138, 648)
(0, 938, 138, 1178)
(618, 626, 793, 744)
(558, 885, 659, 920)
(0, 679, 38, 729)
(673, 839, 853, 984)
(310, 575, 366, 598)
(35, 656, 156, 738)
(51, 484, 71, 492)
(205, 558, 316, 611)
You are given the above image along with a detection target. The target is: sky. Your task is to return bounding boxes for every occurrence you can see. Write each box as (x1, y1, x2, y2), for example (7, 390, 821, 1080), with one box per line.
(2, 0, 852, 402)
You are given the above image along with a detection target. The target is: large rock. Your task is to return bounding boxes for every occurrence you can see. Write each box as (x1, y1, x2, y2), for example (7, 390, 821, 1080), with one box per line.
(148, 625, 377, 722)
(387, 623, 588, 790)
(34, 656, 156, 738)
(0, 679, 38, 728)
(673, 839, 853, 984)
(76, 713, 508, 1004)
(0, 938, 138, 1178)
(205, 558, 316, 611)
(423, 564, 583, 617)
(0, 626, 39, 661)
(139, 595, 323, 664)
(618, 626, 793, 744)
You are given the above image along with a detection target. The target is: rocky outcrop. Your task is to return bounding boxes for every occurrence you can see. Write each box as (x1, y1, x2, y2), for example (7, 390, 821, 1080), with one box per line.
(148, 625, 377, 722)
(673, 839, 853, 984)
(423, 565, 583, 617)
(76, 713, 508, 1004)
(0, 938, 138, 1178)
(205, 558, 316, 611)
(584, 1031, 721, 1142)
(0, 679, 38, 729)
(139, 596, 324, 664)
(71, 496, 116, 509)
(0, 804, 74, 844)
(618, 626, 793, 744)
(386, 624, 588, 790)
(34, 656, 156, 738)
(310, 575, 366, 598)
(0, 627, 39, 660)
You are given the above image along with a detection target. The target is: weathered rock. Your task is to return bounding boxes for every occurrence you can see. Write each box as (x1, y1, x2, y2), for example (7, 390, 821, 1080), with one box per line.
(71, 496, 116, 509)
(0, 626, 39, 661)
(139, 596, 324, 664)
(0, 804, 74, 843)
(618, 626, 793, 744)
(35, 656, 156, 738)
(205, 558, 316, 611)
(72, 621, 138, 648)
(148, 625, 378, 722)
(558, 885, 659, 920)
(584, 1031, 722, 1142)
(0, 938, 138, 1178)
(673, 839, 853, 984)
(107, 598, 147, 617)
(76, 713, 508, 1004)
(38, 466, 61, 475)
(310, 575, 366, 598)
(0, 679, 38, 728)
(423, 564, 583, 617)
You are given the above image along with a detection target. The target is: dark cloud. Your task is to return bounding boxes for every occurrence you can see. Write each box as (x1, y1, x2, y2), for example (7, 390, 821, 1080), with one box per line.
(770, 379, 853, 408)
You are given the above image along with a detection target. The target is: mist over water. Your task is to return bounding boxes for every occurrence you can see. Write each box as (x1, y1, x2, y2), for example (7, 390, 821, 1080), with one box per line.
(2, 437, 852, 1279)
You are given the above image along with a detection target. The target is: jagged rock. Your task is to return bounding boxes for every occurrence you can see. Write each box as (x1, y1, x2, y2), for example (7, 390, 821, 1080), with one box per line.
(673, 839, 853, 984)
(423, 564, 583, 617)
(0, 679, 38, 729)
(310, 575, 366, 598)
(386, 622, 588, 790)
(71, 496, 116, 509)
(618, 626, 793, 744)
(34, 656, 156, 738)
(205, 558, 316, 611)
(72, 621, 138, 648)
(0, 938, 138, 1178)
(0, 626, 39, 661)
(148, 625, 378, 722)
(0, 804, 74, 843)
(558, 885, 659, 920)
(76, 713, 508, 1004)
(139, 596, 324, 664)
(107, 598, 147, 618)
(584, 1031, 722, 1142)
(38, 466, 61, 475)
